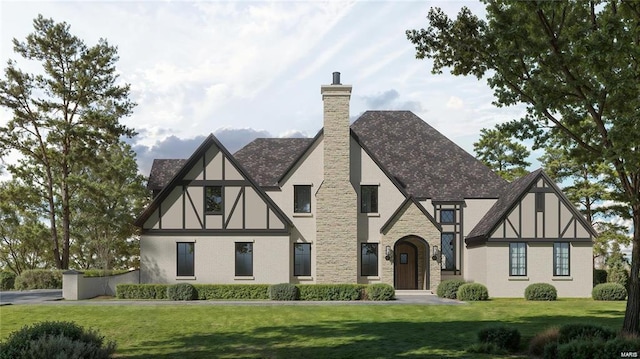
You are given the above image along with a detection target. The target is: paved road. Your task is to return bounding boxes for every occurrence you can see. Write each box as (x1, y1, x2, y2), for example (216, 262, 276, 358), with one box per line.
(0, 289, 63, 305)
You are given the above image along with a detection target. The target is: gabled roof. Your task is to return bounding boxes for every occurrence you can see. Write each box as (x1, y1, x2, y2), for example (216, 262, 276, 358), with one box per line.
(134, 134, 293, 229)
(381, 196, 441, 234)
(351, 111, 508, 200)
(465, 169, 598, 246)
(147, 159, 187, 190)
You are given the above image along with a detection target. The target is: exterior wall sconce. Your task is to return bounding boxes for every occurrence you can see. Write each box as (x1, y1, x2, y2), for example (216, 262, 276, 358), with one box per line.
(432, 245, 441, 263)
(385, 245, 393, 261)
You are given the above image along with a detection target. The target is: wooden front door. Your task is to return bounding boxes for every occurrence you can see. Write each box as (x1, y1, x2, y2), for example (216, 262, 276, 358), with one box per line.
(395, 242, 417, 289)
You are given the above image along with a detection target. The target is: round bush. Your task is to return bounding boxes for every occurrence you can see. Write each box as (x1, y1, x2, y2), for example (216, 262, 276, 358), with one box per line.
(457, 283, 489, 301)
(436, 279, 467, 299)
(14, 270, 62, 290)
(365, 283, 395, 301)
(167, 283, 197, 301)
(592, 283, 627, 301)
(525, 283, 557, 301)
(0, 270, 16, 290)
(477, 325, 521, 352)
(268, 283, 299, 301)
(0, 321, 115, 359)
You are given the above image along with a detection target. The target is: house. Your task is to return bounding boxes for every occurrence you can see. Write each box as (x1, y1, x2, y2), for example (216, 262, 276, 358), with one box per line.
(134, 73, 596, 297)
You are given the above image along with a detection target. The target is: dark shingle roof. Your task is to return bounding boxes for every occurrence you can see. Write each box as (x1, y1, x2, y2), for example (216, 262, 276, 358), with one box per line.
(233, 138, 315, 187)
(351, 111, 508, 200)
(147, 159, 187, 190)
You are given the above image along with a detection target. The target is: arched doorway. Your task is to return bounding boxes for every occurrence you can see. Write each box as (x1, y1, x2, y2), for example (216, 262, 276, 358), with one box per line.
(394, 236, 430, 290)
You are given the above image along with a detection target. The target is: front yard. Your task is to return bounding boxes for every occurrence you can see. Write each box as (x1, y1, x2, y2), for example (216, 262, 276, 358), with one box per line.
(0, 299, 626, 358)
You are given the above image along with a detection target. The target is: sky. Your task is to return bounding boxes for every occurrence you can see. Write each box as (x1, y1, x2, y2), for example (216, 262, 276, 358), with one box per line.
(0, 0, 530, 176)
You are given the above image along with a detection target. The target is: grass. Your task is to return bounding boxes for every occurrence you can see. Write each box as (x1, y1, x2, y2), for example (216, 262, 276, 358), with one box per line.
(0, 299, 626, 358)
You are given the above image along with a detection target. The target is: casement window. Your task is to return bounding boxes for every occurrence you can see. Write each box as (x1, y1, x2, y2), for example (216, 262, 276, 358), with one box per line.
(176, 242, 194, 277)
(535, 192, 545, 212)
(554, 242, 570, 276)
(440, 209, 455, 224)
(509, 242, 527, 276)
(441, 233, 455, 270)
(360, 243, 378, 276)
(360, 185, 378, 213)
(205, 186, 223, 214)
(294, 185, 311, 213)
(235, 242, 253, 276)
(294, 243, 311, 276)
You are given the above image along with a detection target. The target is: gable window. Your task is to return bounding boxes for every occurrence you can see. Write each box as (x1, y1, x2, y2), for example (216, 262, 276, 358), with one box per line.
(205, 186, 223, 214)
(509, 242, 527, 276)
(440, 209, 455, 224)
(554, 242, 570, 276)
(441, 233, 455, 270)
(177, 242, 194, 277)
(535, 192, 545, 212)
(361, 243, 378, 276)
(361, 185, 378, 213)
(235, 242, 253, 276)
(294, 185, 311, 213)
(294, 243, 311, 276)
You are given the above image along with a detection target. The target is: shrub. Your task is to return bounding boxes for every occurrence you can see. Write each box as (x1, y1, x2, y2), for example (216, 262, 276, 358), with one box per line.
(525, 283, 558, 301)
(167, 283, 197, 301)
(477, 325, 521, 352)
(436, 279, 467, 299)
(466, 342, 507, 355)
(457, 283, 489, 301)
(0, 270, 16, 290)
(268, 283, 299, 301)
(592, 283, 627, 301)
(529, 327, 559, 357)
(365, 283, 395, 301)
(297, 284, 365, 301)
(82, 269, 131, 278)
(554, 339, 605, 359)
(0, 321, 115, 359)
(194, 284, 269, 300)
(14, 270, 62, 290)
(607, 265, 629, 288)
(602, 337, 640, 358)
(593, 269, 607, 286)
(116, 284, 168, 299)
(557, 323, 616, 344)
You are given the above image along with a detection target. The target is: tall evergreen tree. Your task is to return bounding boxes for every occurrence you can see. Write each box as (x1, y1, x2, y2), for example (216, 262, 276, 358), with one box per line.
(473, 126, 531, 181)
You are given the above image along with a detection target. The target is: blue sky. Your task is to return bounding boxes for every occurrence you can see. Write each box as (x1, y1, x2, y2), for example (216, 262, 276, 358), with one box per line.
(2, 0, 529, 176)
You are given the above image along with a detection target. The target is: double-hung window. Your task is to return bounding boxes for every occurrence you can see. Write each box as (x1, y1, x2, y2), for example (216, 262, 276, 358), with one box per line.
(294, 185, 311, 213)
(235, 242, 253, 276)
(177, 242, 194, 277)
(361, 243, 378, 276)
(554, 242, 570, 276)
(294, 243, 311, 276)
(509, 242, 527, 276)
(360, 186, 378, 213)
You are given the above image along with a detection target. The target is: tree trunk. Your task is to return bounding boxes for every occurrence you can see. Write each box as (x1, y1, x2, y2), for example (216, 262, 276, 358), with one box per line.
(622, 206, 640, 335)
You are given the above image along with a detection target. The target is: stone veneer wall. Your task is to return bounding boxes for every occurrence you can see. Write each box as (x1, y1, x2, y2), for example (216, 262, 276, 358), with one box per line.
(315, 83, 358, 283)
(381, 202, 441, 291)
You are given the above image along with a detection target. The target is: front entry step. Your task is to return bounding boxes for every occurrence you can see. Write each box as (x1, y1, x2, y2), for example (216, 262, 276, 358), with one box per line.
(395, 290, 434, 296)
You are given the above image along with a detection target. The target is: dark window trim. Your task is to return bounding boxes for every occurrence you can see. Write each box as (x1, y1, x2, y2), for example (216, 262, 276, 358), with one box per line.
(360, 185, 379, 213)
(235, 242, 253, 276)
(176, 242, 194, 277)
(509, 242, 527, 276)
(440, 209, 455, 224)
(360, 243, 379, 276)
(293, 243, 311, 277)
(205, 186, 224, 215)
(553, 242, 570, 276)
(293, 185, 312, 214)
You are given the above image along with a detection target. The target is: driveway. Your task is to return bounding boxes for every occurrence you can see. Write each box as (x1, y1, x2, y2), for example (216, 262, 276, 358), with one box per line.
(0, 289, 63, 305)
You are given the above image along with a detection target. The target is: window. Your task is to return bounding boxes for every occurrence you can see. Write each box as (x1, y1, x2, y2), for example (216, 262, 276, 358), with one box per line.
(361, 186, 378, 213)
(294, 185, 311, 213)
(294, 243, 311, 276)
(440, 209, 455, 224)
(554, 242, 570, 276)
(177, 242, 194, 276)
(361, 243, 378, 276)
(205, 186, 223, 214)
(235, 242, 253, 276)
(441, 233, 455, 270)
(509, 242, 527, 276)
(535, 192, 545, 212)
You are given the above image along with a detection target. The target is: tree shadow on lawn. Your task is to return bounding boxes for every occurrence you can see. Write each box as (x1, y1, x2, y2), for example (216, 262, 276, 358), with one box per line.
(117, 312, 624, 359)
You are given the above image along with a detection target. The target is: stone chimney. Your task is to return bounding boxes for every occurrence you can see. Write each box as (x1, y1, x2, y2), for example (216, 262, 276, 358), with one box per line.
(316, 72, 357, 283)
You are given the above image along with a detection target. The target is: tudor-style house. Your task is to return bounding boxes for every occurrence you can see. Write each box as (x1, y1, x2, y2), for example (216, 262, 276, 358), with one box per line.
(135, 73, 596, 297)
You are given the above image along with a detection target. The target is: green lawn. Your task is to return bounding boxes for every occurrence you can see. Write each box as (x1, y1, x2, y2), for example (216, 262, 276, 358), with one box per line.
(0, 299, 626, 358)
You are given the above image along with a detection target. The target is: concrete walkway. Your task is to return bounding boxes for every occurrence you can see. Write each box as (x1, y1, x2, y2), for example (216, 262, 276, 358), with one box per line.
(0, 289, 63, 305)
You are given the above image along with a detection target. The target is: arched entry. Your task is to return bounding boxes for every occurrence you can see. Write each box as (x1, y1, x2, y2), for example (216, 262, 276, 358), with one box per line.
(394, 236, 430, 290)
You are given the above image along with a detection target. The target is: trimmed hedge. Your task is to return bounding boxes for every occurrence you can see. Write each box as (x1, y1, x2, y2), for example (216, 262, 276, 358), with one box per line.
(436, 279, 467, 299)
(593, 269, 607, 286)
(194, 285, 269, 300)
(477, 325, 521, 352)
(457, 283, 489, 301)
(82, 269, 131, 278)
(14, 270, 62, 290)
(525, 283, 558, 301)
(116, 284, 168, 299)
(268, 283, 299, 301)
(297, 284, 366, 301)
(592, 283, 627, 301)
(167, 283, 197, 301)
(365, 283, 395, 301)
(0, 270, 16, 290)
(0, 321, 115, 359)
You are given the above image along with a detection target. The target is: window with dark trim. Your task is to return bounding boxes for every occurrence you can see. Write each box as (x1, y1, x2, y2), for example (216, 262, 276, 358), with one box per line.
(235, 242, 253, 276)
(294, 243, 311, 276)
(535, 192, 545, 212)
(441, 233, 455, 270)
(177, 242, 194, 276)
(554, 242, 570, 276)
(205, 186, 223, 214)
(360, 186, 378, 213)
(509, 242, 527, 276)
(440, 209, 455, 224)
(294, 185, 311, 213)
(361, 243, 378, 276)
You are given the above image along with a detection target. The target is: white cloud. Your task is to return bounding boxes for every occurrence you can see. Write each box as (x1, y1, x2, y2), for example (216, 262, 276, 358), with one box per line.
(446, 96, 464, 109)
